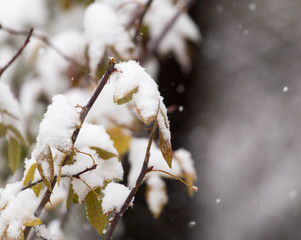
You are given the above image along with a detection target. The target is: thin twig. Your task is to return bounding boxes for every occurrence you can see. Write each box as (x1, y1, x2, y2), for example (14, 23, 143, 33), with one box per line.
(0, 25, 86, 70)
(24, 59, 116, 239)
(104, 121, 158, 240)
(0, 28, 33, 77)
(21, 165, 97, 191)
(139, 0, 196, 65)
(133, 0, 153, 43)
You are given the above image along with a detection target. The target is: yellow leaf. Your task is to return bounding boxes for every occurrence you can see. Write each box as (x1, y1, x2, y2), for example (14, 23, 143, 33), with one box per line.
(89, 146, 118, 160)
(32, 182, 43, 197)
(113, 86, 138, 105)
(66, 180, 74, 209)
(23, 217, 42, 227)
(158, 126, 173, 168)
(106, 127, 131, 156)
(85, 189, 107, 236)
(23, 163, 37, 186)
(8, 137, 21, 174)
(184, 173, 196, 196)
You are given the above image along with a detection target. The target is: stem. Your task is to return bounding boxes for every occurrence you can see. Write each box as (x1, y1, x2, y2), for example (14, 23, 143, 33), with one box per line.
(104, 121, 158, 240)
(133, 0, 153, 44)
(139, 0, 196, 65)
(0, 28, 33, 77)
(24, 59, 116, 239)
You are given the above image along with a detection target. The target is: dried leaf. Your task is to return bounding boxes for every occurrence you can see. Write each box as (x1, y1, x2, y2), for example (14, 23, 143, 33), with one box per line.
(158, 126, 173, 168)
(23, 163, 37, 186)
(89, 146, 118, 160)
(106, 127, 131, 156)
(8, 137, 21, 173)
(85, 189, 107, 236)
(36, 146, 54, 191)
(113, 86, 138, 105)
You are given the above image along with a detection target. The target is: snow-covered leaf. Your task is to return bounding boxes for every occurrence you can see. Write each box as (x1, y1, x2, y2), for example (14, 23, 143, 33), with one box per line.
(23, 217, 42, 227)
(85, 189, 107, 236)
(8, 137, 21, 174)
(113, 86, 138, 105)
(146, 175, 168, 218)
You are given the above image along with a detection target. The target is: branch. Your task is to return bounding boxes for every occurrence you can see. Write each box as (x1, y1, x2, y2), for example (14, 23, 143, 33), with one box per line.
(0, 28, 33, 77)
(21, 165, 97, 191)
(24, 59, 116, 239)
(104, 120, 158, 240)
(0, 25, 86, 70)
(133, 0, 153, 44)
(139, 0, 196, 65)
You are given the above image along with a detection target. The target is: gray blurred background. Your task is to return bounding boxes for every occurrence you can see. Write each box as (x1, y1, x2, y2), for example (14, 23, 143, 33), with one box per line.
(184, 1, 301, 239)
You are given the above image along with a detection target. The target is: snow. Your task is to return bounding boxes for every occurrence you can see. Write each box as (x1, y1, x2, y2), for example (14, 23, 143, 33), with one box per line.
(83, 2, 134, 75)
(174, 148, 197, 178)
(128, 138, 181, 188)
(33, 94, 80, 157)
(0, 182, 43, 239)
(102, 182, 132, 214)
(283, 86, 288, 92)
(75, 123, 118, 156)
(0, 0, 48, 29)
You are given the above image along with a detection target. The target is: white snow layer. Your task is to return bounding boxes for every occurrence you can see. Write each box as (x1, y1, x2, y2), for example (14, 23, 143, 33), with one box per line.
(102, 182, 132, 214)
(32, 94, 80, 174)
(83, 2, 134, 75)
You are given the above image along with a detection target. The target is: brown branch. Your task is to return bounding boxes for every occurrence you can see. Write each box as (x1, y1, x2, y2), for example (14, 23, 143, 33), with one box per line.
(0, 25, 86, 70)
(133, 0, 153, 43)
(138, 0, 196, 65)
(104, 120, 158, 240)
(24, 59, 116, 239)
(0, 28, 33, 77)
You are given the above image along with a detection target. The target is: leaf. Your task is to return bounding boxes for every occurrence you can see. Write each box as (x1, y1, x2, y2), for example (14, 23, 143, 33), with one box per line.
(8, 137, 21, 173)
(36, 146, 54, 191)
(0, 123, 6, 137)
(158, 126, 173, 168)
(184, 173, 196, 196)
(7, 124, 27, 146)
(32, 182, 43, 197)
(85, 189, 107, 236)
(23, 163, 37, 186)
(89, 146, 118, 160)
(113, 86, 138, 105)
(106, 127, 131, 156)
(145, 183, 168, 219)
(23, 217, 42, 227)
(66, 180, 74, 209)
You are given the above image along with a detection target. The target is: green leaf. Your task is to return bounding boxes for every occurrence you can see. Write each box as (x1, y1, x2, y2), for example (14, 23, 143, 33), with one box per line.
(158, 126, 173, 168)
(7, 124, 27, 146)
(8, 137, 21, 173)
(113, 86, 138, 105)
(85, 189, 107, 236)
(23, 163, 37, 186)
(0, 123, 6, 138)
(89, 146, 118, 160)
